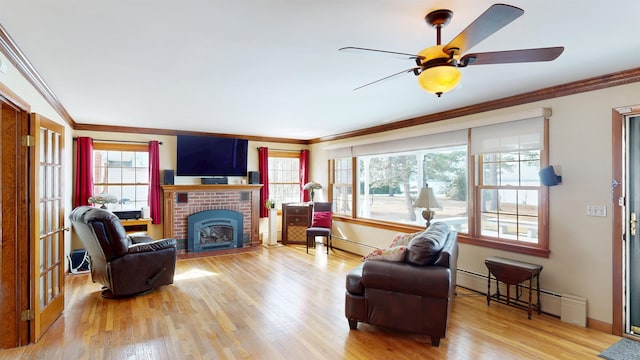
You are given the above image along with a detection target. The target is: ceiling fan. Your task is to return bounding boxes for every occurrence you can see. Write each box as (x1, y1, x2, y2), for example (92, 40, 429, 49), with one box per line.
(339, 3, 564, 97)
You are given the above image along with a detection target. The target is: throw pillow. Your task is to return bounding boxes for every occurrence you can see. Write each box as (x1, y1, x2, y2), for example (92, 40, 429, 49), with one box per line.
(405, 222, 450, 266)
(388, 231, 420, 248)
(362, 245, 407, 262)
(311, 211, 332, 228)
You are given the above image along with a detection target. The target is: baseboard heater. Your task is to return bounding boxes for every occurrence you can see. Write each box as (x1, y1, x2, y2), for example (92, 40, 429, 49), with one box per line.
(456, 268, 562, 298)
(456, 267, 563, 317)
(560, 293, 587, 327)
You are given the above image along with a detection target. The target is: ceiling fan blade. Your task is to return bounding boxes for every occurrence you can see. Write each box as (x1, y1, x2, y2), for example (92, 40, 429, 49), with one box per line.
(339, 47, 420, 60)
(443, 4, 524, 55)
(352, 67, 420, 90)
(460, 47, 564, 66)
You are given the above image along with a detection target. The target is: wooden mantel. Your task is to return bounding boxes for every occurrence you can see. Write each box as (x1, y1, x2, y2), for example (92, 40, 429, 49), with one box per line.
(162, 184, 262, 192)
(162, 184, 263, 248)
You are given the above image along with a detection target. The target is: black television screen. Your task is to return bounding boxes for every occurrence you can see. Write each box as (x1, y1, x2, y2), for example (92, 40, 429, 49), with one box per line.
(176, 135, 248, 176)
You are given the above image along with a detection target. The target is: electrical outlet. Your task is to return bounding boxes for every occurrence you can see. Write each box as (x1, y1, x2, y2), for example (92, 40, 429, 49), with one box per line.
(586, 205, 607, 217)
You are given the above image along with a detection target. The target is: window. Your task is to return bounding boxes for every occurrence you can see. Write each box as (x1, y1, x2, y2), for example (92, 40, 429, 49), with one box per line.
(478, 150, 540, 243)
(92, 143, 149, 211)
(356, 145, 467, 227)
(268, 151, 300, 208)
(471, 117, 548, 255)
(328, 113, 549, 256)
(330, 157, 353, 216)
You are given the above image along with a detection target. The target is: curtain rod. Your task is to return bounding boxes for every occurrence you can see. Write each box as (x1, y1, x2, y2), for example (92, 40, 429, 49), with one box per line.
(73, 137, 163, 145)
(257, 147, 301, 152)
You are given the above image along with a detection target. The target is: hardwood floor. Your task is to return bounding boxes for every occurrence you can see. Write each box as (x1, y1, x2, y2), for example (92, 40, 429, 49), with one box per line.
(0, 245, 621, 359)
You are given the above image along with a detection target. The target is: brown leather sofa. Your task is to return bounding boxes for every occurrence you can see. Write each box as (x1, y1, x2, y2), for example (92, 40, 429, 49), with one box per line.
(70, 206, 177, 298)
(345, 222, 458, 346)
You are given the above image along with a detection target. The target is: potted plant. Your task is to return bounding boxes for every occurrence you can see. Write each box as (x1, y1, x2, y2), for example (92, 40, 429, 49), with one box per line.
(265, 199, 276, 209)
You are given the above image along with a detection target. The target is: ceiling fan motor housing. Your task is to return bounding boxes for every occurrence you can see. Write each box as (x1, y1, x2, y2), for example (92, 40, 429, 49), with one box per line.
(425, 9, 453, 28)
(417, 45, 453, 67)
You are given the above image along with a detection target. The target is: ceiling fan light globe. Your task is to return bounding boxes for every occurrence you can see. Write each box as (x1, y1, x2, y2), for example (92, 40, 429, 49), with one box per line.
(418, 65, 461, 95)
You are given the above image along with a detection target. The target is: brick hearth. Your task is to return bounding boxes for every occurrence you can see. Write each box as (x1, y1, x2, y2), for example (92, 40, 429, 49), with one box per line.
(161, 184, 262, 249)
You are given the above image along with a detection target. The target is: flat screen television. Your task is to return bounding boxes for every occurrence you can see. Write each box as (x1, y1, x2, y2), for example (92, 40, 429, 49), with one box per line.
(176, 135, 248, 176)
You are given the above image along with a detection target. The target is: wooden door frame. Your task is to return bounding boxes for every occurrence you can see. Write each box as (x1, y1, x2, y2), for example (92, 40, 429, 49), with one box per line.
(612, 105, 640, 336)
(0, 81, 31, 348)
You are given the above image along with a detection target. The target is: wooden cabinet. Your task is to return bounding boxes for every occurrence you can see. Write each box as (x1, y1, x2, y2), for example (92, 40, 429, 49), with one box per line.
(121, 218, 152, 234)
(281, 203, 312, 244)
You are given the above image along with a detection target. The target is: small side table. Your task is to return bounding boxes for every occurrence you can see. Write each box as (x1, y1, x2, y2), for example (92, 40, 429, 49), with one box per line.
(485, 256, 543, 319)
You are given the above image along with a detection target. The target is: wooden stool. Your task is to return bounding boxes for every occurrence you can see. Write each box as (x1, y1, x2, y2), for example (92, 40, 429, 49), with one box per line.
(485, 256, 543, 319)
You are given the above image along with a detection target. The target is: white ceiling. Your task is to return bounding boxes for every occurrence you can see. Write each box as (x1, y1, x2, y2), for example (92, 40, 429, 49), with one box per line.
(0, 0, 639, 140)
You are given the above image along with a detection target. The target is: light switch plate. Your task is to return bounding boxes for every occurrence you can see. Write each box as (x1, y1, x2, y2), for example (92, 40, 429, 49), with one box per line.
(586, 205, 607, 217)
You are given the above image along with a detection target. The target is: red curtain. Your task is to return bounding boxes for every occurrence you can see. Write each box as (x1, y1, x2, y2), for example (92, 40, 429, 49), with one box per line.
(148, 141, 161, 224)
(258, 147, 269, 218)
(73, 137, 93, 208)
(300, 149, 310, 202)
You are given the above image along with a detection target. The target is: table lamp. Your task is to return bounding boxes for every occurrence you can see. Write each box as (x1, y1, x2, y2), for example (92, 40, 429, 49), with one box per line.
(413, 184, 441, 227)
(303, 182, 322, 202)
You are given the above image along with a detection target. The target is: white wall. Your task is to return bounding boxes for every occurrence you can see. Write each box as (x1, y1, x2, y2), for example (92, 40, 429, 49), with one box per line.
(310, 82, 640, 326)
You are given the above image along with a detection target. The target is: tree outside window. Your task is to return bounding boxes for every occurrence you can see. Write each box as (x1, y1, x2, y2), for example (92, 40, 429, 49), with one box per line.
(356, 145, 467, 228)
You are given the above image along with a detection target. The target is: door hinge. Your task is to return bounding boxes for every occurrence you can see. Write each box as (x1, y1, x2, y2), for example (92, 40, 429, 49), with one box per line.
(21, 309, 34, 321)
(21, 135, 35, 147)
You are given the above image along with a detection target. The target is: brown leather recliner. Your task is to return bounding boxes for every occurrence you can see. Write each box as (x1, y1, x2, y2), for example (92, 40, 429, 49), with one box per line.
(345, 222, 458, 346)
(69, 206, 177, 298)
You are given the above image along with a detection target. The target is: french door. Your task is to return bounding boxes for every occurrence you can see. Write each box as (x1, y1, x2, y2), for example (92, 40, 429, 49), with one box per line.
(29, 114, 65, 341)
(626, 115, 640, 336)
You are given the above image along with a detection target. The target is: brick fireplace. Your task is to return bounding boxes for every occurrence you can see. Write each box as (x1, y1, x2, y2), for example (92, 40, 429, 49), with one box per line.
(161, 184, 262, 250)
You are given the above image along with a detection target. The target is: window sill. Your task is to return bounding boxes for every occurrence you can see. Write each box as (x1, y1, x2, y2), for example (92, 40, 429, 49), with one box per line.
(333, 215, 550, 258)
(457, 234, 550, 258)
(333, 215, 425, 233)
